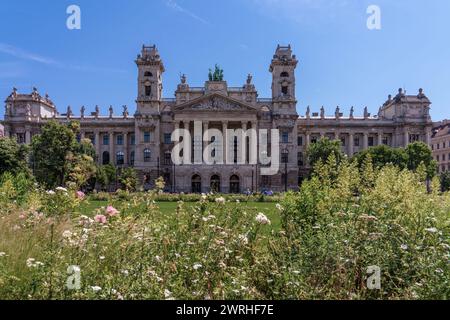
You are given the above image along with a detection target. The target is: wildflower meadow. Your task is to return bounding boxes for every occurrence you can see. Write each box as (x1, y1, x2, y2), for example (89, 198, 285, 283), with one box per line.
(0, 156, 448, 300)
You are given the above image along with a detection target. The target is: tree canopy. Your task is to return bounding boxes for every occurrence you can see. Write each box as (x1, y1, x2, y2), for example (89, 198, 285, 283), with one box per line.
(306, 137, 345, 168)
(0, 138, 30, 176)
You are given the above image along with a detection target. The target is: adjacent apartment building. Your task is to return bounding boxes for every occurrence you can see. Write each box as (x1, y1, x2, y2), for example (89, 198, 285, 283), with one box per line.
(432, 120, 450, 173)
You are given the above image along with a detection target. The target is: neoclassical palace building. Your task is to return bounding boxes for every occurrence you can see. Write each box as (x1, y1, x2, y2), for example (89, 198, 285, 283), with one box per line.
(2, 45, 433, 193)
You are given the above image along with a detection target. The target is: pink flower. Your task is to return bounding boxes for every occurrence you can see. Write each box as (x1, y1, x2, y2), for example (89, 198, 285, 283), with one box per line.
(76, 191, 86, 200)
(105, 206, 120, 217)
(94, 215, 107, 224)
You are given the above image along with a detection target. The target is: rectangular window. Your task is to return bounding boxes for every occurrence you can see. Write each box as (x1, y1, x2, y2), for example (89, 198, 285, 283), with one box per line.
(298, 152, 304, 167)
(409, 134, 420, 143)
(164, 152, 172, 165)
(383, 137, 389, 145)
(130, 134, 135, 145)
(17, 133, 25, 144)
(311, 136, 318, 144)
(282, 131, 289, 144)
(354, 137, 360, 147)
(281, 153, 289, 164)
(368, 137, 374, 147)
(297, 136, 303, 146)
(89, 135, 96, 145)
(116, 135, 123, 146)
(103, 134, 109, 146)
(340, 137, 346, 146)
(144, 132, 151, 143)
(164, 133, 172, 145)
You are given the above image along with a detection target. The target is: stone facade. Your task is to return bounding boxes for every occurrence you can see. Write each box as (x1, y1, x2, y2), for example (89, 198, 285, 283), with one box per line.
(432, 120, 450, 173)
(2, 44, 433, 193)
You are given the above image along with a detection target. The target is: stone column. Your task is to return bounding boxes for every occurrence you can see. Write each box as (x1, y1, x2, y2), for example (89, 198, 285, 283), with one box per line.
(334, 131, 339, 141)
(348, 133, 354, 156)
(135, 127, 142, 165)
(25, 129, 31, 145)
(425, 130, 431, 146)
(378, 132, 383, 146)
(363, 132, 368, 150)
(203, 121, 209, 160)
(109, 132, 114, 165)
(81, 131, 86, 140)
(306, 132, 311, 147)
(124, 132, 128, 165)
(404, 130, 409, 147)
(240, 122, 247, 164)
(95, 131, 101, 164)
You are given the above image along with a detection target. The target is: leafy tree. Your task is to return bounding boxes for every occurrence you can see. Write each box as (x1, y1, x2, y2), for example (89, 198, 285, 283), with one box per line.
(0, 138, 30, 176)
(306, 137, 345, 168)
(405, 142, 437, 178)
(353, 145, 408, 170)
(31, 121, 96, 188)
(440, 171, 450, 192)
(119, 168, 138, 192)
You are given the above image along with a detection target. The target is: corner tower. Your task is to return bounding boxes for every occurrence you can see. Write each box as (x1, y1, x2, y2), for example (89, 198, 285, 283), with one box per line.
(270, 45, 298, 115)
(135, 45, 165, 115)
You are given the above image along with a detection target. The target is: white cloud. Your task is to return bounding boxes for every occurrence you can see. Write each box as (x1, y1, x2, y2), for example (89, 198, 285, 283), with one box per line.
(165, 0, 209, 25)
(0, 43, 59, 66)
(0, 43, 125, 74)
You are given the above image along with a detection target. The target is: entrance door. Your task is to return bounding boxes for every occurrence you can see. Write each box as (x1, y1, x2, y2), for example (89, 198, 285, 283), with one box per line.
(210, 175, 221, 193)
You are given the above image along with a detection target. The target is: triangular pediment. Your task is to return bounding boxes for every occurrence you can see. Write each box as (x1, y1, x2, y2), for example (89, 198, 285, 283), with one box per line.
(174, 93, 257, 112)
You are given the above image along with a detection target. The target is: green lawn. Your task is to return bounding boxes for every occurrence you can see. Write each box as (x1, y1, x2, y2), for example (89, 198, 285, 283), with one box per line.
(80, 200, 281, 230)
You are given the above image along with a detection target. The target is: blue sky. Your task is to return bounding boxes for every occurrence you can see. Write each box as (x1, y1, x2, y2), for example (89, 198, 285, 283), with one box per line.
(0, 0, 449, 120)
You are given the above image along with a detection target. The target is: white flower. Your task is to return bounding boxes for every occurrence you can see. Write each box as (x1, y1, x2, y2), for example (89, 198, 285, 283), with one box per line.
(425, 227, 438, 233)
(26, 258, 36, 268)
(275, 203, 283, 211)
(400, 244, 408, 251)
(46, 190, 55, 195)
(62, 230, 73, 238)
(164, 289, 173, 299)
(215, 197, 226, 204)
(255, 212, 271, 225)
(193, 263, 203, 270)
(0, 252, 6, 257)
(55, 187, 68, 193)
(121, 269, 129, 276)
(238, 234, 249, 245)
(99, 256, 105, 260)
(26, 258, 44, 268)
(91, 286, 102, 292)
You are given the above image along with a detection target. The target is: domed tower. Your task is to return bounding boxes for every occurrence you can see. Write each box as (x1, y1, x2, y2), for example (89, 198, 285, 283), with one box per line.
(269, 45, 298, 115)
(135, 45, 165, 115)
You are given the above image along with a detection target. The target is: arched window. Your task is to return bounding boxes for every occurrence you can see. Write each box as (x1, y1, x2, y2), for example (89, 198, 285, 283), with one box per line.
(280, 71, 289, 78)
(282, 85, 289, 95)
(144, 149, 151, 162)
(116, 151, 124, 166)
(144, 71, 153, 77)
(102, 151, 110, 165)
(145, 85, 151, 97)
(130, 151, 135, 166)
(192, 175, 202, 194)
(230, 175, 240, 194)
